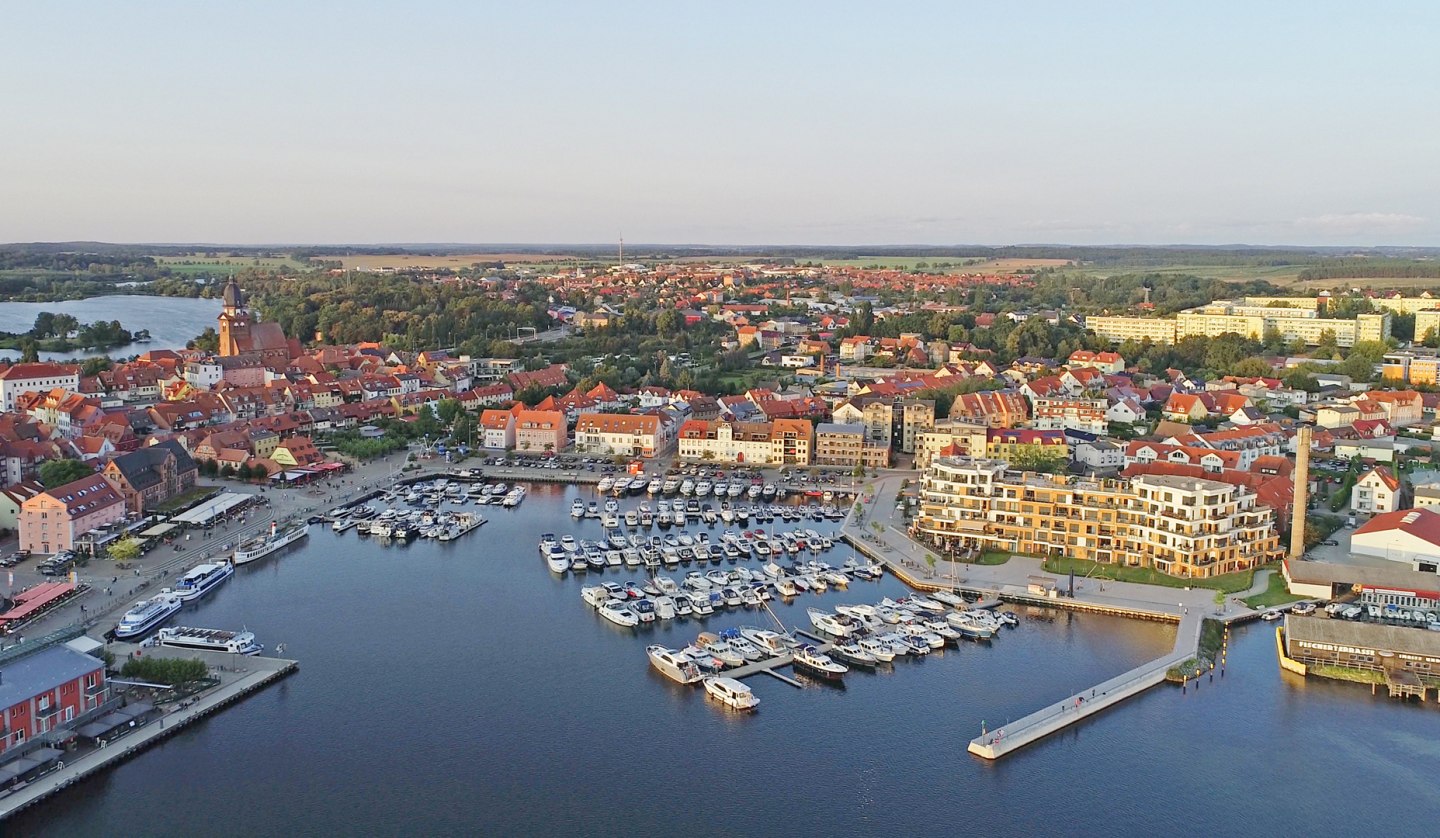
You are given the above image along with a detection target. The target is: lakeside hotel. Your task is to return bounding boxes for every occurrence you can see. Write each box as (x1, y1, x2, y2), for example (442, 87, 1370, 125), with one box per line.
(1088, 295, 1396, 347)
(912, 458, 1281, 579)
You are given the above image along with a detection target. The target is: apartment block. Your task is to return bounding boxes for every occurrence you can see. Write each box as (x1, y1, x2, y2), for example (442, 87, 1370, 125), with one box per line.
(912, 458, 1280, 578)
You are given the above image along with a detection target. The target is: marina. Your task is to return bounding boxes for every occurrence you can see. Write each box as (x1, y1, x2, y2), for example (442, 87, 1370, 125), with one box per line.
(12, 477, 1440, 835)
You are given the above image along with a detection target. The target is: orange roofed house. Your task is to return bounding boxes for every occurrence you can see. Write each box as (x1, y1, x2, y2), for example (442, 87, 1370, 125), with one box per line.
(514, 409, 566, 453)
(573, 413, 672, 458)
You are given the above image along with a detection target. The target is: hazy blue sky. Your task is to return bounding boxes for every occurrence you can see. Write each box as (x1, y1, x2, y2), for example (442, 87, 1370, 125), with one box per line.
(3, 1, 1437, 246)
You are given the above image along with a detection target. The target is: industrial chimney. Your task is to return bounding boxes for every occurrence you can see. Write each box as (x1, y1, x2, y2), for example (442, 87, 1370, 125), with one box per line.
(1290, 425, 1312, 560)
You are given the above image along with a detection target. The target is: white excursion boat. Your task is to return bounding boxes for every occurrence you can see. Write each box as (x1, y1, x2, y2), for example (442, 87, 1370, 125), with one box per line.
(234, 522, 309, 565)
(113, 592, 182, 640)
(153, 625, 262, 655)
(704, 676, 760, 711)
(171, 561, 234, 602)
(648, 645, 703, 684)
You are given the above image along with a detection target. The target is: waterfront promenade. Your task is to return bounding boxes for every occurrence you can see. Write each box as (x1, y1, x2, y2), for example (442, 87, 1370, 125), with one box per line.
(841, 475, 1249, 759)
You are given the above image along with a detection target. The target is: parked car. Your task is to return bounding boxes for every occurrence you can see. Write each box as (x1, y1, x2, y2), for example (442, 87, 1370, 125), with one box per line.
(1321, 539, 1340, 546)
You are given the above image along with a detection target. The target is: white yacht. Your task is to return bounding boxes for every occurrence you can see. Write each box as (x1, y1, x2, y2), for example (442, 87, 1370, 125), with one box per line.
(807, 608, 858, 638)
(113, 592, 182, 639)
(581, 585, 611, 607)
(704, 676, 760, 711)
(154, 625, 262, 655)
(598, 600, 639, 627)
(680, 479, 696, 496)
(571, 500, 586, 518)
(543, 544, 569, 573)
(648, 645, 704, 683)
(171, 561, 234, 602)
(597, 476, 615, 493)
(647, 478, 662, 495)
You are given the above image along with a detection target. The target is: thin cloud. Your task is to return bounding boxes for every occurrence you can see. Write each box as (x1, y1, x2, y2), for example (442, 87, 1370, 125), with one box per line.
(1293, 212, 1427, 235)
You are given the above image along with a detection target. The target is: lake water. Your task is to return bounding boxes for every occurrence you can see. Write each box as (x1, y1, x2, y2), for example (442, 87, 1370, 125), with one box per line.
(11, 484, 1440, 835)
(0, 296, 221, 361)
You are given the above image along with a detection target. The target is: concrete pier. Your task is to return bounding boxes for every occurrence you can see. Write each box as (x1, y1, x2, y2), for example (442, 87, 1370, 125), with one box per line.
(0, 646, 298, 820)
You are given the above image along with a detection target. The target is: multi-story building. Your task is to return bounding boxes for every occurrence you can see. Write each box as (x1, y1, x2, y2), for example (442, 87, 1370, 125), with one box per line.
(0, 643, 109, 756)
(1086, 317, 1179, 345)
(913, 458, 1280, 578)
(479, 409, 516, 450)
(573, 413, 670, 459)
(680, 420, 773, 464)
(19, 473, 126, 555)
(513, 409, 567, 453)
(899, 400, 936, 454)
(984, 428, 1068, 469)
(1091, 306, 1390, 348)
(813, 423, 889, 469)
(0, 363, 81, 412)
(677, 419, 812, 465)
(1029, 398, 1109, 435)
(769, 418, 813, 466)
(915, 420, 990, 470)
(101, 440, 198, 514)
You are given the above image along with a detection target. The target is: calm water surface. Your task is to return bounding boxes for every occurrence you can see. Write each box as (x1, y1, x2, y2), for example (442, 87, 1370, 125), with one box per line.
(0, 296, 220, 360)
(13, 484, 1440, 836)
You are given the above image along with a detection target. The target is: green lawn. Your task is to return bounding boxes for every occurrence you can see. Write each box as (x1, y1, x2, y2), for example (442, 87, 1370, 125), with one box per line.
(1041, 556, 1261, 594)
(971, 551, 1016, 566)
(1243, 572, 1306, 609)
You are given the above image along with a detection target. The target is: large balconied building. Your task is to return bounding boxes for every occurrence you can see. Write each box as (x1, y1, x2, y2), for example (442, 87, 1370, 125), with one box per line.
(912, 458, 1280, 579)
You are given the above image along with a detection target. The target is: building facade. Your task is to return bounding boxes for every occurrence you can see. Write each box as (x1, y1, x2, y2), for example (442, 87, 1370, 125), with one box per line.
(573, 413, 668, 459)
(513, 410, 567, 453)
(0, 364, 80, 412)
(19, 473, 126, 555)
(913, 458, 1279, 578)
(1, 645, 108, 755)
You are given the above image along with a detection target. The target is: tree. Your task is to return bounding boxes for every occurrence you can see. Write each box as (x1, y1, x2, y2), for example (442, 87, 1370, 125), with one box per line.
(1424, 327, 1440, 350)
(436, 398, 463, 424)
(1229, 357, 1273, 378)
(189, 327, 220, 353)
(19, 338, 39, 363)
(1315, 329, 1339, 357)
(39, 458, 93, 488)
(80, 356, 112, 376)
(107, 536, 141, 563)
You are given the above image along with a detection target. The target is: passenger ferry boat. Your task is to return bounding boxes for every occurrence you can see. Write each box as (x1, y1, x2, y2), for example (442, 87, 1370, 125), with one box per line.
(114, 592, 183, 639)
(153, 625, 262, 655)
(234, 521, 309, 565)
(171, 561, 234, 602)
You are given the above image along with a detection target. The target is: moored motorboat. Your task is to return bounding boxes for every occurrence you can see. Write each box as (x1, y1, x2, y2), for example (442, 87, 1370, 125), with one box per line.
(648, 645, 703, 683)
(791, 645, 847, 680)
(704, 676, 760, 711)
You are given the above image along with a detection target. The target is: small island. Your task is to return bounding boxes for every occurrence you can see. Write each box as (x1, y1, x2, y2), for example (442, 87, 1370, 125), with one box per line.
(0, 312, 145, 355)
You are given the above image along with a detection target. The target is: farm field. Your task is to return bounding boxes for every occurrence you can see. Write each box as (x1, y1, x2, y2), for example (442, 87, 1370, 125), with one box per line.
(329, 253, 575, 270)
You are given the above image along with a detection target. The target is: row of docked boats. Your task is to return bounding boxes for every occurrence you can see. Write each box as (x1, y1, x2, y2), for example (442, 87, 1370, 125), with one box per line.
(805, 594, 1017, 652)
(597, 475, 788, 502)
(578, 558, 885, 624)
(339, 506, 486, 541)
(540, 527, 857, 575)
(373, 478, 524, 509)
(573, 498, 845, 527)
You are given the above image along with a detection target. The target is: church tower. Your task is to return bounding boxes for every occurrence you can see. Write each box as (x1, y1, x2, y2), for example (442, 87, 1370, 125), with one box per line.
(217, 276, 250, 356)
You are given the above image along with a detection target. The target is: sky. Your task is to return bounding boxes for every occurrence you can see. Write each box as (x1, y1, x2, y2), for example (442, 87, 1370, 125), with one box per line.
(3, 1, 1438, 247)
